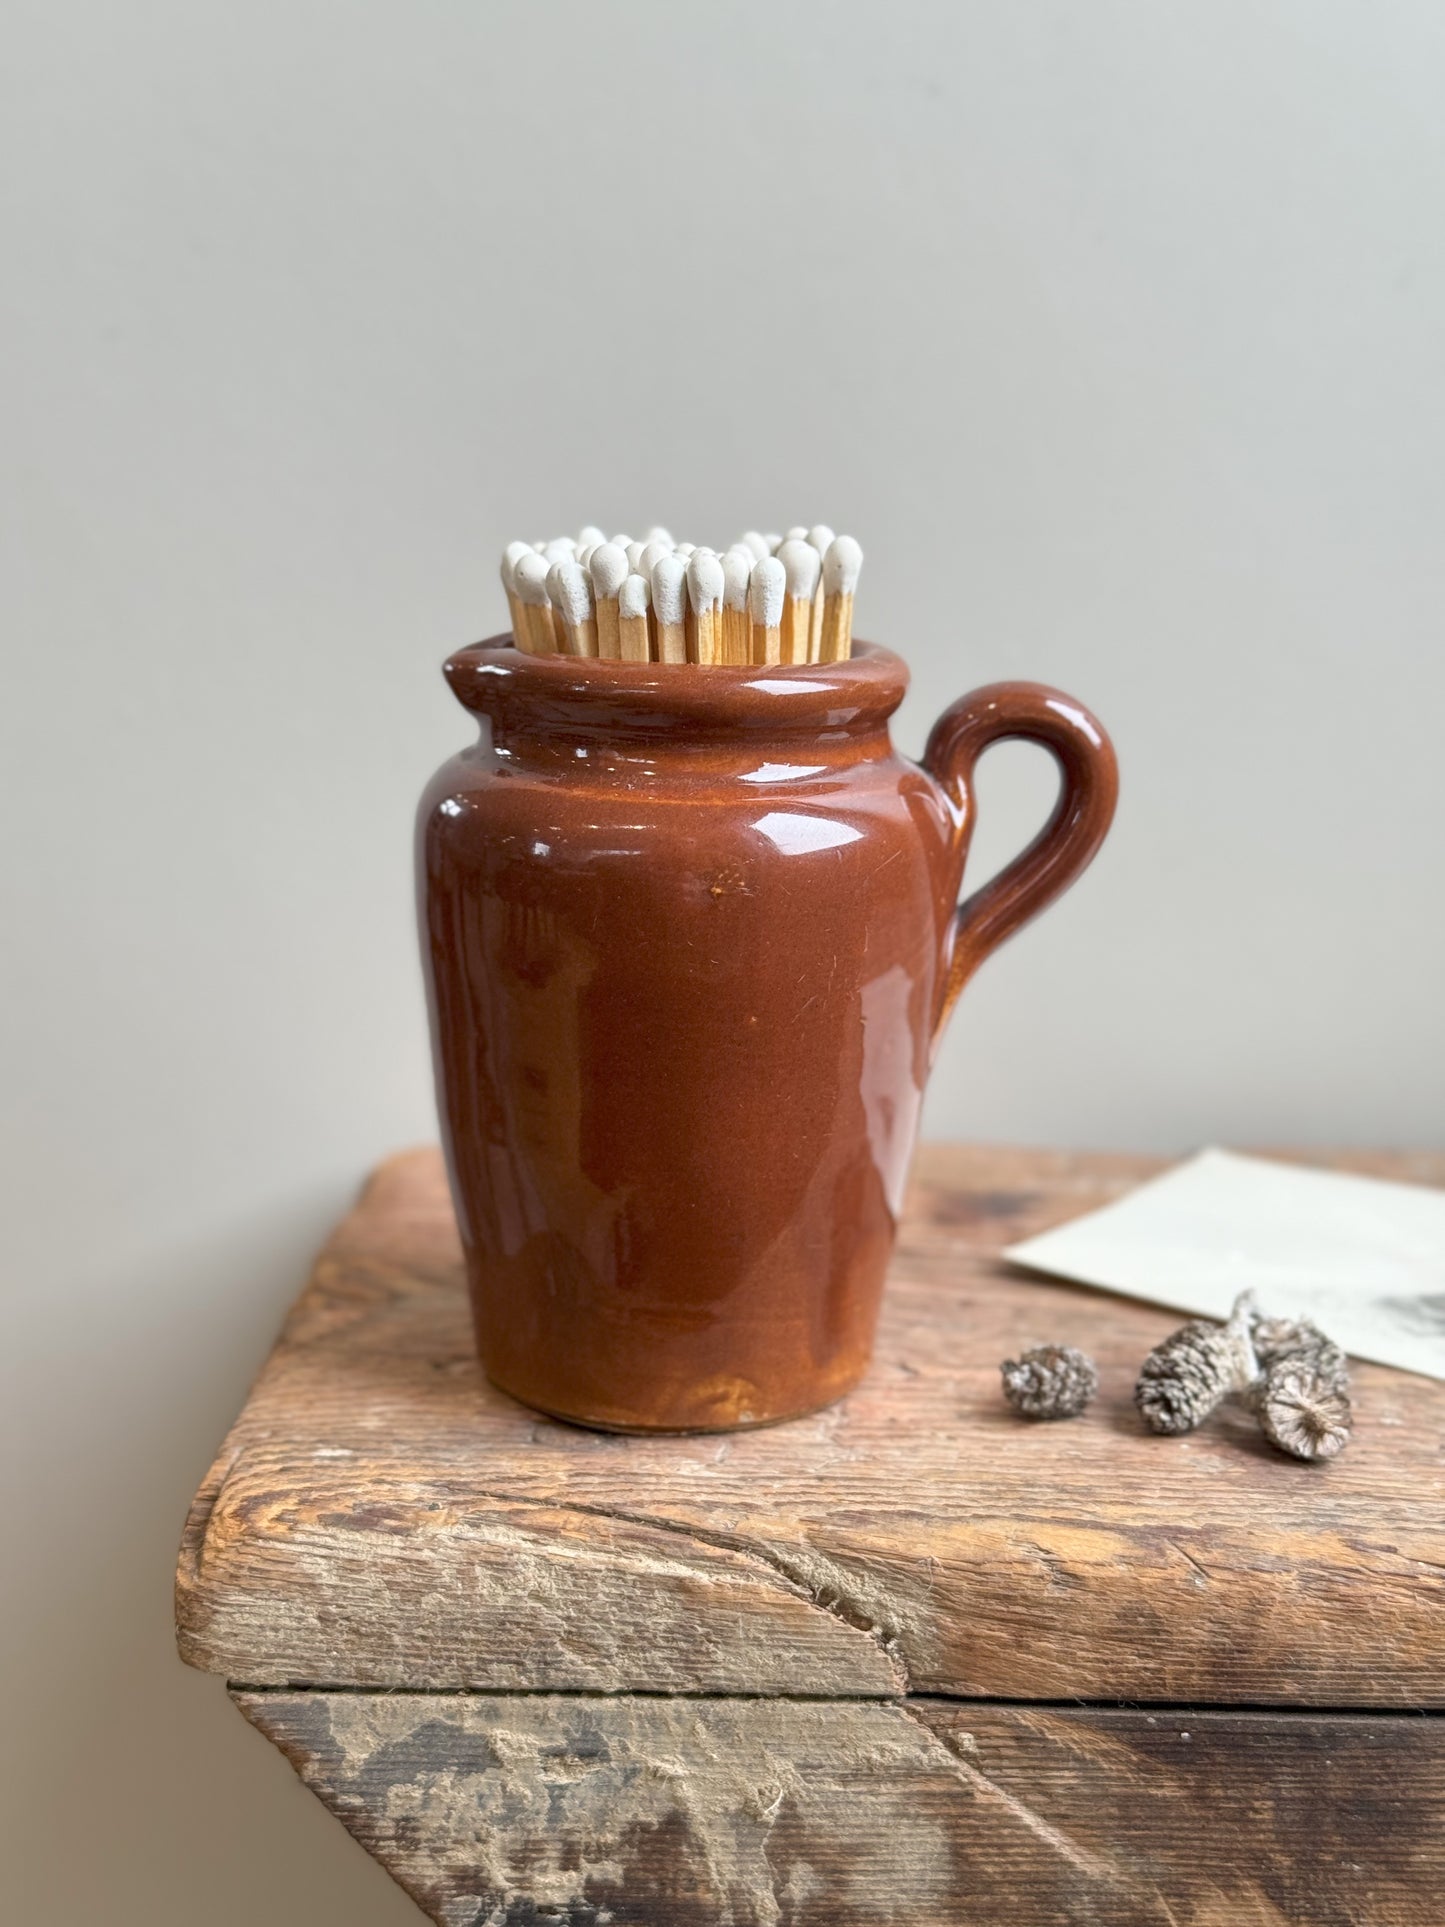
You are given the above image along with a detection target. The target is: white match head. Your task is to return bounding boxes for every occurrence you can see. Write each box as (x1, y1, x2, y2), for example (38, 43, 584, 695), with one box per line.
(738, 531, 770, 560)
(749, 555, 786, 627)
(502, 540, 533, 592)
(577, 524, 606, 549)
(609, 532, 632, 550)
(650, 553, 687, 626)
(548, 558, 593, 626)
(778, 538, 821, 600)
(674, 542, 695, 558)
(619, 572, 651, 620)
(763, 532, 782, 553)
(625, 540, 646, 572)
(644, 525, 673, 547)
(784, 525, 808, 542)
(806, 524, 835, 556)
(637, 540, 671, 579)
(822, 535, 863, 595)
(721, 549, 751, 610)
(543, 536, 577, 566)
(512, 551, 551, 605)
(589, 542, 629, 599)
(686, 550, 724, 613)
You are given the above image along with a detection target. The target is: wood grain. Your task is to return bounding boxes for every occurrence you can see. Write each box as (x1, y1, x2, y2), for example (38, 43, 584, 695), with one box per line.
(237, 1689, 1445, 1927)
(178, 1144, 1445, 1705)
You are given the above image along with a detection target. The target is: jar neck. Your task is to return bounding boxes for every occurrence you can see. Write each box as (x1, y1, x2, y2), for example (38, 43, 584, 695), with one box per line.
(480, 716, 898, 780)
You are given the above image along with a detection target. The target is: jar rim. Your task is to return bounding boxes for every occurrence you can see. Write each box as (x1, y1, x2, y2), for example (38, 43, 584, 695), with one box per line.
(444, 635, 908, 737)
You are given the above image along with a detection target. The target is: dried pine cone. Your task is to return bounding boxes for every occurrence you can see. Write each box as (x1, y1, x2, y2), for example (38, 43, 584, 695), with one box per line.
(1001, 1344, 1098, 1420)
(1249, 1313, 1352, 1460)
(1252, 1312, 1349, 1386)
(1134, 1292, 1258, 1435)
(1254, 1356, 1353, 1461)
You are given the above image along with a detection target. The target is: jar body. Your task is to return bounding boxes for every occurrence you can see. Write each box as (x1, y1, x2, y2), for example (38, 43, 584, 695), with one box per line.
(418, 642, 959, 1431)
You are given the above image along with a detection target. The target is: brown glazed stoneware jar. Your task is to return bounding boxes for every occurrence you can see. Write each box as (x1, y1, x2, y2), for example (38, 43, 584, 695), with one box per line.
(418, 638, 1117, 1432)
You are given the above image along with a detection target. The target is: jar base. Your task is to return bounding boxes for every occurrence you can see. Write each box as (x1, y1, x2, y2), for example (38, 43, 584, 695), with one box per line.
(483, 1368, 865, 1437)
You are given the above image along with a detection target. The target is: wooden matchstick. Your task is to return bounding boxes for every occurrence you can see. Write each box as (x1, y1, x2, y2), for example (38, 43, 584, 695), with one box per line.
(819, 535, 862, 662)
(777, 539, 820, 664)
(549, 558, 597, 657)
(589, 543, 628, 661)
(749, 554, 785, 664)
(686, 551, 724, 665)
(511, 551, 556, 655)
(540, 543, 576, 647)
(501, 541, 532, 642)
(721, 550, 752, 664)
(618, 573, 653, 662)
(805, 525, 834, 660)
(651, 554, 688, 663)
(544, 573, 569, 651)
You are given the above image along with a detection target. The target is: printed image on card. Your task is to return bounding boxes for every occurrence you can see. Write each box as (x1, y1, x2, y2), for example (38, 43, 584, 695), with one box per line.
(1004, 1149, 1445, 1381)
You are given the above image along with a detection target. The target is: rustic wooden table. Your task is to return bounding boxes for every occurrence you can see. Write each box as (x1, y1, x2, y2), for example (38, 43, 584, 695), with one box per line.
(177, 1144, 1445, 1926)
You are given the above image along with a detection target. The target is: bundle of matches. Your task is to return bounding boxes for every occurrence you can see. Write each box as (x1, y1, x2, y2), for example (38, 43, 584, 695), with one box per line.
(497, 525, 863, 666)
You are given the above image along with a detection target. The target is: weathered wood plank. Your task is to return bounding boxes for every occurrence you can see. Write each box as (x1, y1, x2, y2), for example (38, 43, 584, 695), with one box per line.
(179, 1145, 1445, 1704)
(237, 1689, 1445, 1927)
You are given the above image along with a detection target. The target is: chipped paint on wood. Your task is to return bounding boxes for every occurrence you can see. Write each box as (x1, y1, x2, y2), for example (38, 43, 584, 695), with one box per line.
(236, 1691, 1445, 1927)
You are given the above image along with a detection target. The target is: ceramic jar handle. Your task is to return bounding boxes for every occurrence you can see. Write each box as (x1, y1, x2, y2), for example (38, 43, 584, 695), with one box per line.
(923, 681, 1119, 1044)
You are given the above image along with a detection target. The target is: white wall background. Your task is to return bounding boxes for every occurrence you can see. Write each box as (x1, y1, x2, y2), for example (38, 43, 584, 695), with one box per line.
(3, 2, 1442, 1918)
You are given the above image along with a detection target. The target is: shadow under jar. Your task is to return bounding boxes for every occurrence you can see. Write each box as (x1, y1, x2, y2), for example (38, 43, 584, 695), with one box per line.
(418, 639, 1117, 1432)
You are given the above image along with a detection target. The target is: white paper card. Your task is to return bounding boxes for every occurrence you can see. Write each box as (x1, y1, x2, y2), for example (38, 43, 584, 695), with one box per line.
(1003, 1148, 1445, 1381)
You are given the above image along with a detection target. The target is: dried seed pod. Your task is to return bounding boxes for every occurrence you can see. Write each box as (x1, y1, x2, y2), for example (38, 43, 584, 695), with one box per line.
(1249, 1310, 1352, 1460)
(1255, 1357, 1353, 1461)
(1001, 1345, 1098, 1420)
(1134, 1292, 1258, 1436)
(1252, 1312, 1349, 1387)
